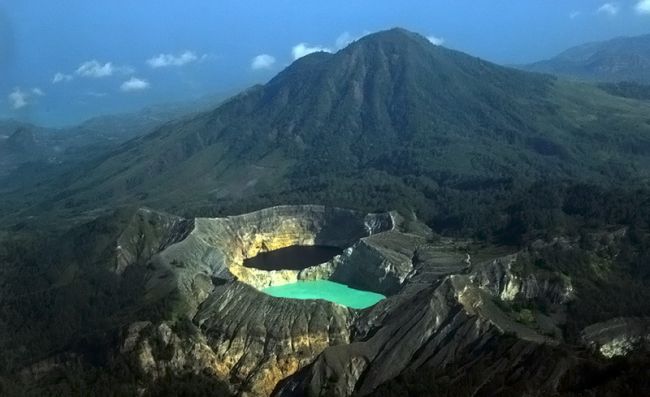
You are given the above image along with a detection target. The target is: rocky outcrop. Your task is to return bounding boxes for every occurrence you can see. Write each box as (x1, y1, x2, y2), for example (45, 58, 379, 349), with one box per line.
(274, 252, 565, 397)
(115, 208, 194, 274)
(110, 205, 407, 396)
(474, 254, 574, 304)
(110, 206, 586, 397)
(133, 205, 395, 312)
(331, 230, 425, 295)
(582, 317, 650, 358)
(120, 321, 222, 382)
(32, 205, 627, 397)
(118, 282, 355, 397)
(195, 282, 352, 396)
(276, 277, 484, 397)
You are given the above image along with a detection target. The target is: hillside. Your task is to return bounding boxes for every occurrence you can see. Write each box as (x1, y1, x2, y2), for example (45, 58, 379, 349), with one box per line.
(6, 28, 650, 229)
(0, 92, 226, 173)
(0, 121, 50, 176)
(524, 33, 650, 83)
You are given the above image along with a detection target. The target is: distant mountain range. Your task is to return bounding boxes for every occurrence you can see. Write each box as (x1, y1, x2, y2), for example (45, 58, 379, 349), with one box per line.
(523, 34, 650, 84)
(0, 94, 226, 179)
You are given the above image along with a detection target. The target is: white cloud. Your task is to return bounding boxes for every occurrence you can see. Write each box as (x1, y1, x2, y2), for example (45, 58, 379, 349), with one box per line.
(7, 87, 43, 109)
(290, 31, 369, 62)
(147, 51, 202, 68)
(120, 77, 150, 92)
(427, 35, 445, 46)
(636, 0, 650, 14)
(251, 54, 276, 70)
(291, 43, 332, 60)
(8, 88, 28, 109)
(75, 60, 115, 78)
(52, 72, 73, 84)
(336, 32, 356, 49)
(569, 11, 581, 19)
(597, 3, 619, 15)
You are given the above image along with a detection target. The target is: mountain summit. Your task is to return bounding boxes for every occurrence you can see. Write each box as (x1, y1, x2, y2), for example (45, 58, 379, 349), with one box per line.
(8, 28, 650, 221)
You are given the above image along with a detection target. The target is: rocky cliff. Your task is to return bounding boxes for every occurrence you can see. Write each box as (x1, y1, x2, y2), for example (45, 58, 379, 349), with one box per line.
(274, 240, 573, 396)
(582, 317, 650, 358)
(112, 205, 407, 395)
(111, 205, 586, 396)
(11, 205, 650, 396)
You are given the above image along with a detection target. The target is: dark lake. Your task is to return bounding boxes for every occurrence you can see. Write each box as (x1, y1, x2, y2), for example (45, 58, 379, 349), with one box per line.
(243, 245, 343, 271)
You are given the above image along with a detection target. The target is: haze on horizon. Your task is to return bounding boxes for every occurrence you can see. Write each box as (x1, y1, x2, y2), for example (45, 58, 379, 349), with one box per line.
(1, 0, 650, 127)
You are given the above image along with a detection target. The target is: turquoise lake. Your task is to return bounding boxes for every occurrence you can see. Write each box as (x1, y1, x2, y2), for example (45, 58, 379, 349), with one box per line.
(262, 280, 385, 309)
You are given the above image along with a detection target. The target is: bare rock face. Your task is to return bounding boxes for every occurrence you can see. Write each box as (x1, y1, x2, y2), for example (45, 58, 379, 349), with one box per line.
(474, 254, 574, 305)
(195, 282, 352, 396)
(274, 255, 568, 397)
(120, 321, 222, 381)
(115, 206, 580, 397)
(331, 230, 426, 295)
(582, 317, 650, 358)
(135, 205, 394, 313)
(271, 234, 607, 396)
(43, 205, 642, 397)
(284, 278, 481, 397)
(112, 205, 406, 396)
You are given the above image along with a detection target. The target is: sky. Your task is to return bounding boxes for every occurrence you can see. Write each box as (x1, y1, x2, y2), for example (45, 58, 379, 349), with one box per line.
(1, 0, 649, 127)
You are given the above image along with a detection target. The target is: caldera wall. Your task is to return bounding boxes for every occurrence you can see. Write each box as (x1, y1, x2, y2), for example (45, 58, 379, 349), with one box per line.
(144, 205, 395, 308)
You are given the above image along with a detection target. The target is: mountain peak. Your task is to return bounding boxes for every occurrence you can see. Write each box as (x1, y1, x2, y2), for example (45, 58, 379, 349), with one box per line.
(364, 27, 426, 41)
(346, 27, 433, 52)
(34, 28, 650, 219)
(286, 27, 432, 67)
(276, 27, 452, 83)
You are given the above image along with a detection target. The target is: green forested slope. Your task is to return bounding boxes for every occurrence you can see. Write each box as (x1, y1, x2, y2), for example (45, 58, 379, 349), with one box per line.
(4, 29, 649, 231)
